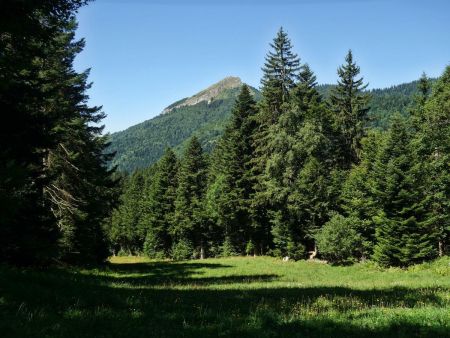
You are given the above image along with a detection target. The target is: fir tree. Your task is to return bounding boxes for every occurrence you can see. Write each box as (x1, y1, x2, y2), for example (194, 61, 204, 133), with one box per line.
(373, 116, 437, 267)
(330, 50, 370, 168)
(265, 63, 334, 258)
(173, 137, 208, 259)
(261, 27, 301, 116)
(415, 67, 450, 256)
(339, 131, 384, 257)
(251, 28, 301, 255)
(141, 148, 178, 258)
(29, 17, 118, 264)
(0, 0, 116, 265)
(410, 72, 431, 129)
(109, 171, 145, 255)
(206, 85, 258, 255)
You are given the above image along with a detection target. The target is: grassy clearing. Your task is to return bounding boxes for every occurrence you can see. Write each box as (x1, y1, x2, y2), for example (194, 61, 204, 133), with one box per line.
(1, 256, 449, 337)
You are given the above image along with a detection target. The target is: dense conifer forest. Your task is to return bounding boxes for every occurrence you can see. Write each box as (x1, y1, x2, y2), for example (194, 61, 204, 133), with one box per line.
(0, 0, 118, 265)
(1, 1, 449, 336)
(1, 1, 449, 268)
(109, 78, 434, 173)
(108, 29, 450, 267)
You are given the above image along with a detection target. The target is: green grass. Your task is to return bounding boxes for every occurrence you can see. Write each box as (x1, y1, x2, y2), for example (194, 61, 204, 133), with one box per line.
(1, 256, 449, 337)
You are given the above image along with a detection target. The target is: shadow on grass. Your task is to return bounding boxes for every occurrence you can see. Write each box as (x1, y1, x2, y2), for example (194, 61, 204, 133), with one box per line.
(101, 261, 279, 286)
(105, 261, 232, 274)
(0, 262, 449, 338)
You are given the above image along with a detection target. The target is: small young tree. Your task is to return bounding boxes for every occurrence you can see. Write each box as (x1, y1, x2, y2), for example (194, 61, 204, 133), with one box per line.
(315, 214, 363, 265)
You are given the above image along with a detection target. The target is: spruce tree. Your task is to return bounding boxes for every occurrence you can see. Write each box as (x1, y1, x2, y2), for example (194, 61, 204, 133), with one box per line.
(38, 17, 118, 264)
(261, 27, 301, 116)
(141, 148, 178, 258)
(172, 137, 208, 259)
(251, 28, 301, 255)
(206, 85, 258, 255)
(330, 50, 370, 168)
(373, 116, 437, 267)
(109, 171, 145, 255)
(339, 131, 384, 257)
(0, 0, 116, 265)
(264, 63, 335, 259)
(410, 72, 431, 129)
(414, 67, 450, 256)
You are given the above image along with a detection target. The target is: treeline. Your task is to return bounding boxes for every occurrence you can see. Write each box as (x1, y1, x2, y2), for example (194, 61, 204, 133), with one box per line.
(111, 79, 427, 174)
(109, 28, 450, 266)
(109, 84, 263, 173)
(0, 1, 118, 265)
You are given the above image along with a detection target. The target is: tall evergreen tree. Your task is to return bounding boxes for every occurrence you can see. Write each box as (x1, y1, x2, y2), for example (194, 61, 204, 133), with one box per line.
(42, 18, 118, 264)
(172, 137, 208, 259)
(251, 28, 301, 255)
(373, 116, 437, 267)
(265, 63, 334, 258)
(414, 67, 450, 256)
(261, 27, 301, 116)
(109, 171, 145, 255)
(206, 85, 258, 255)
(330, 50, 370, 168)
(0, 0, 117, 265)
(410, 72, 431, 129)
(141, 148, 178, 258)
(339, 130, 385, 257)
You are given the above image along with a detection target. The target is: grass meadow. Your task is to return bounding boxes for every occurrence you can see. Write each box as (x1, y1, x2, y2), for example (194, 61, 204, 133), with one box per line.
(1, 256, 449, 337)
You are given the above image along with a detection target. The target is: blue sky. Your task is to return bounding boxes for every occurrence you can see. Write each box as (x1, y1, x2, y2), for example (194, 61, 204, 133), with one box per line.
(74, 0, 450, 133)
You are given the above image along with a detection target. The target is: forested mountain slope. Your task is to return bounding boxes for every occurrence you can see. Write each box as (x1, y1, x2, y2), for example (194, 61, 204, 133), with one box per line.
(109, 77, 432, 172)
(108, 77, 260, 172)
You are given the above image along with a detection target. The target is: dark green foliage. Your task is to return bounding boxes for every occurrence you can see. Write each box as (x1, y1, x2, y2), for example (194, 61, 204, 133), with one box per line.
(339, 131, 385, 257)
(315, 214, 363, 264)
(172, 137, 208, 258)
(261, 27, 300, 115)
(372, 116, 437, 267)
(414, 66, 450, 256)
(103, 29, 449, 270)
(0, 0, 88, 264)
(410, 73, 431, 128)
(206, 85, 258, 255)
(170, 238, 194, 261)
(330, 50, 370, 168)
(141, 148, 178, 258)
(251, 28, 302, 256)
(110, 79, 434, 174)
(2, 0, 448, 273)
(265, 62, 334, 258)
(109, 84, 261, 173)
(109, 170, 146, 255)
(43, 19, 117, 264)
(0, 0, 117, 265)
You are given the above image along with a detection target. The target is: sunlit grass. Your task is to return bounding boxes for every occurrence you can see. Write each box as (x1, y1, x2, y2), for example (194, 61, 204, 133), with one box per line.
(1, 256, 449, 337)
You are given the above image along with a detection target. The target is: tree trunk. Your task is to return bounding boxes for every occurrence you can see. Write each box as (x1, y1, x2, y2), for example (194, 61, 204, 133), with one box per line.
(438, 240, 443, 257)
(200, 244, 205, 260)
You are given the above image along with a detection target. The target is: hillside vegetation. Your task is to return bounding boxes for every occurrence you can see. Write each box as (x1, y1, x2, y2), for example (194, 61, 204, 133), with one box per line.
(108, 28, 449, 270)
(109, 80, 260, 172)
(110, 78, 430, 173)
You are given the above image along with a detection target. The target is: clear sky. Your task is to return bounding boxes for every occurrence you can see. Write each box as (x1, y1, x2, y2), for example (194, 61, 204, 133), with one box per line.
(74, 0, 450, 133)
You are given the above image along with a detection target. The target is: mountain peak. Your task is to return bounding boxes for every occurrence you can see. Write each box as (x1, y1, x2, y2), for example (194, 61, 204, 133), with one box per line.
(162, 76, 242, 114)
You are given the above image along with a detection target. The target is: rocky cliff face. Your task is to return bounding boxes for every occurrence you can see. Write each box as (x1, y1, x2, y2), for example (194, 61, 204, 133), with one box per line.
(162, 76, 242, 114)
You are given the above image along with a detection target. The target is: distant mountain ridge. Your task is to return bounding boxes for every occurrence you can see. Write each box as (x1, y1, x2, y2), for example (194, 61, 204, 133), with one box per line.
(108, 77, 260, 173)
(108, 76, 429, 173)
(162, 76, 243, 114)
